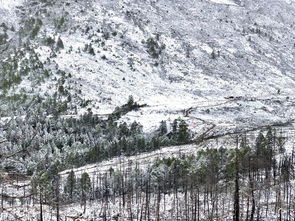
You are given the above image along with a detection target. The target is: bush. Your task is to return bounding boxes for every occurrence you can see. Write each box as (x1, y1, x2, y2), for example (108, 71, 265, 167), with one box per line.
(145, 36, 165, 59)
(44, 36, 55, 46)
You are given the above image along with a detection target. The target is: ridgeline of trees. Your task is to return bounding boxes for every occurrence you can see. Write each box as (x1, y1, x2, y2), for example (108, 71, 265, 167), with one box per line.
(1, 96, 191, 175)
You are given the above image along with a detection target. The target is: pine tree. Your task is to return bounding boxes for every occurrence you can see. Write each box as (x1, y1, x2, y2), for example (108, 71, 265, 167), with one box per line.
(255, 132, 266, 156)
(159, 120, 167, 136)
(178, 120, 190, 143)
(119, 122, 130, 137)
(233, 148, 240, 221)
(64, 170, 76, 202)
(88, 44, 95, 55)
(172, 119, 178, 134)
(127, 95, 134, 109)
(130, 121, 142, 135)
(80, 172, 91, 213)
(56, 37, 64, 50)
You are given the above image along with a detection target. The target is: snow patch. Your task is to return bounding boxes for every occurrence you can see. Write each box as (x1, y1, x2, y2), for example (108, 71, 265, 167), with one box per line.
(209, 0, 237, 5)
(0, 0, 23, 9)
(200, 44, 213, 54)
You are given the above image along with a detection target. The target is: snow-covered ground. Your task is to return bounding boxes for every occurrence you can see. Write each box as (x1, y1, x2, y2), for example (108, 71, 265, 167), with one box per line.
(1, 0, 295, 219)
(2, 125, 295, 220)
(0, 0, 23, 9)
(60, 144, 198, 179)
(209, 0, 237, 6)
(29, 0, 295, 134)
(0, 0, 294, 136)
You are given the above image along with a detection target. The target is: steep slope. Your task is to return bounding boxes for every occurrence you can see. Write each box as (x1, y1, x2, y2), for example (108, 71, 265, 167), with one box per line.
(0, 0, 295, 132)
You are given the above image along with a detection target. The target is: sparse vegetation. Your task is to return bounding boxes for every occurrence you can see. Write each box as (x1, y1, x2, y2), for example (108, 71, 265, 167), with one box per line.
(145, 35, 166, 59)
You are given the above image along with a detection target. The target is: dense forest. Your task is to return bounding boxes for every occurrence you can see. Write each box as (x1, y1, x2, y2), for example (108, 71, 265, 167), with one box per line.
(0, 96, 191, 174)
(1, 108, 295, 220)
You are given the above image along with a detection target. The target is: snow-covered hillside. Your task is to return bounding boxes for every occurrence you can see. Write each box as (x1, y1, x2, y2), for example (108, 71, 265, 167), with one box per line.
(1, 1, 295, 220)
(1, 0, 295, 132)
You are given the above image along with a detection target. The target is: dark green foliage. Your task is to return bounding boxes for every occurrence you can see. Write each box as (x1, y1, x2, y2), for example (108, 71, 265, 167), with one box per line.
(178, 120, 190, 143)
(2, 104, 191, 174)
(109, 95, 140, 120)
(211, 50, 216, 59)
(0, 22, 8, 31)
(24, 125, 292, 220)
(64, 170, 77, 202)
(127, 95, 134, 109)
(102, 32, 110, 40)
(151, 130, 277, 188)
(0, 58, 22, 90)
(55, 16, 67, 31)
(166, 119, 191, 144)
(119, 122, 130, 137)
(145, 36, 166, 59)
(56, 37, 64, 50)
(84, 43, 95, 55)
(89, 47, 95, 55)
(80, 172, 91, 191)
(32, 162, 61, 204)
(42, 93, 68, 117)
(30, 18, 43, 39)
(44, 36, 55, 46)
(255, 132, 267, 155)
(0, 48, 50, 92)
(252, 130, 274, 172)
(130, 121, 143, 135)
(58, 85, 64, 94)
(172, 119, 178, 134)
(158, 120, 168, 136)
(80, 172, 91, 211)
(0, 32, 8, 45)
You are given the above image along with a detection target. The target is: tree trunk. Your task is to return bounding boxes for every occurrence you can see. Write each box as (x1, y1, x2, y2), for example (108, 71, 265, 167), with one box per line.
(40, 191, 43, 221)
(233, 168, 240, 221)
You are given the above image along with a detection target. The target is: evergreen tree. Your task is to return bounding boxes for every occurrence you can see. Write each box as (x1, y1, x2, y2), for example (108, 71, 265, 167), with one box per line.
(64, 170, 76, 202)
(172, 119, 178, 134)
(88, 44, 95, 55)
(56, 37, 64, 50)
(80, 172, 91, 213)
(159, 120, 167, 136)
(130, 121, 142, 135)
(266, 126, 273, 149)
(127, 95, 134, 109)
(265, 127, 274, 171)
(119, 122, 130, 137)
(178, 120, 190, 143)
(255, 132, 266, 156)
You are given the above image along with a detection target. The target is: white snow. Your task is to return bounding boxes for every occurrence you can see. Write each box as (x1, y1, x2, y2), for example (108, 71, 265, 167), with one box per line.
(60, 144, 198, 179)
(209, 0, 237, 5)
(0, 0, 23, 9)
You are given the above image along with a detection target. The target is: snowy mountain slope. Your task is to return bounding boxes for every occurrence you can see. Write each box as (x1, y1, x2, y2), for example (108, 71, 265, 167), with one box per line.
(1, 0, 295, 133)
(2, 1, 295, 220)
